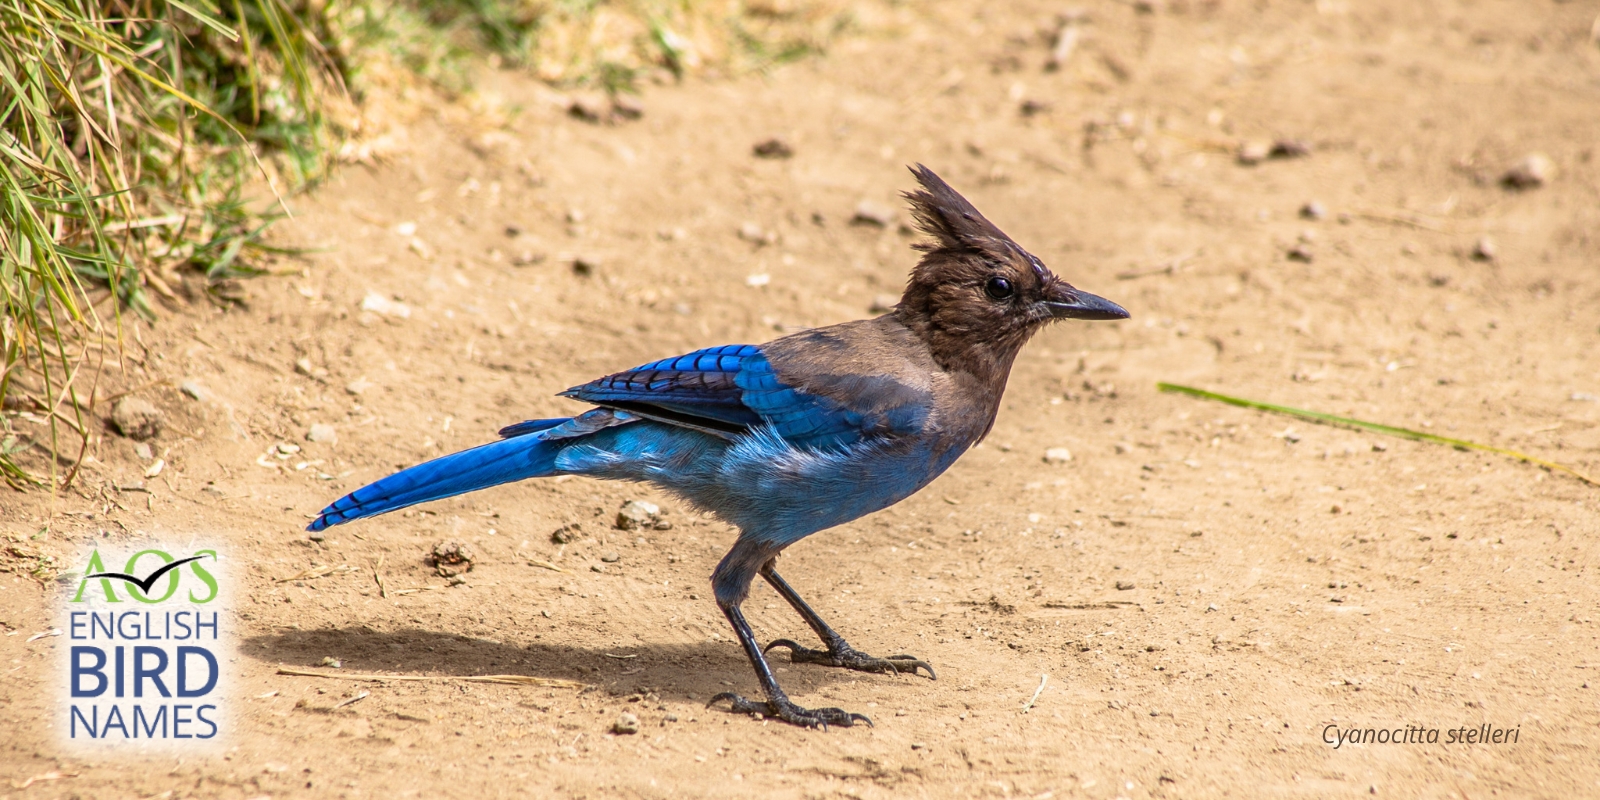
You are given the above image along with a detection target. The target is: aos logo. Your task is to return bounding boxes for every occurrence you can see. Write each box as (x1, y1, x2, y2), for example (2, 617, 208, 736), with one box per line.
(73, 549, 219, 604)
(61, 546, 230, 748)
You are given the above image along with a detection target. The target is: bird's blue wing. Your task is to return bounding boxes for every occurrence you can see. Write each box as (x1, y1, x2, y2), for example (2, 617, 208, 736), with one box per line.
(561, 343, 928, 449)
(560, 344, 764, 435)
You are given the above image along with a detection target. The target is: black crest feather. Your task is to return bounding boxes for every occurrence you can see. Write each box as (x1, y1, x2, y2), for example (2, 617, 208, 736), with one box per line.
(903, 164, 1016, 254)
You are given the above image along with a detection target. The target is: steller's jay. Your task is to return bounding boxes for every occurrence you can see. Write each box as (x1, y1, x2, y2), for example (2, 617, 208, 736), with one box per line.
(309, 165, 1129, 728)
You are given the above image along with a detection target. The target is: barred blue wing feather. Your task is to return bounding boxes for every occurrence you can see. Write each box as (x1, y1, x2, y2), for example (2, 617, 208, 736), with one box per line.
(561, 344, 764, 432)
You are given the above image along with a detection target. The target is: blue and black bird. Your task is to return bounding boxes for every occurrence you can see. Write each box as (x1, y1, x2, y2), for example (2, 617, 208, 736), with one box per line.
(309, 165, 1129, 728)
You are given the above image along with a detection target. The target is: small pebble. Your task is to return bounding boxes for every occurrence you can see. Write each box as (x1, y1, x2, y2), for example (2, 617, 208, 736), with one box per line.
(1472, 237, 1497, 261)
(612, 712, 640, 735)
(361, 291, 411, 319)
(320, 657, 342, 668)
(617, 500, 662, 530)
(591, 564, 606, 574)
(601, 552, 621, 563)
(110, 397, 163, 441)
(1269, 138, 1312, 158)
(571, 255, 601, 276)
(610, 94, 644, 121)
(1236, 140, 1271, 165)
(1019, 99, 1052, 116)
(344, 378, 372, 396)
(1116, 580, 1136, 591)
(1287, 245, 1314, 263)
(1501, 153, 1552, 189)
(567, 93, 609, 123)
(552, 523, 582, 544)
(851, 200, 895, 227)
(1044, 447, 1073, 464)
(752, 137, 794, 159)
(737, 223, 773, 245)
(1299, 201, 1327, 220)
(133, 442, 153, 460)
(306, 424, 337, 445)
(178, 380, 209, 402)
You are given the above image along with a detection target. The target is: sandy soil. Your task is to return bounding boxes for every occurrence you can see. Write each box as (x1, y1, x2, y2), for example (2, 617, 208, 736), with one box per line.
(5, 1, 1600, 797)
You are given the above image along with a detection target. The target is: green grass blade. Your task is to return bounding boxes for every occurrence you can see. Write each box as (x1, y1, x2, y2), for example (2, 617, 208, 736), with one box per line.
(1156, 382, 1598, 488)
(166, 0, 240, 41)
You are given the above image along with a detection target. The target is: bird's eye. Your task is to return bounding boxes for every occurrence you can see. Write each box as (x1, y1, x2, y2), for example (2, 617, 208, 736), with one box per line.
(984, 276, 1014, 301)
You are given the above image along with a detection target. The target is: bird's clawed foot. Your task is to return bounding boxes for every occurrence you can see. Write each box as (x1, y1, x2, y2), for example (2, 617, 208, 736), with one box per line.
(708, 692, 872, 729)
(764, 638, 937, 680)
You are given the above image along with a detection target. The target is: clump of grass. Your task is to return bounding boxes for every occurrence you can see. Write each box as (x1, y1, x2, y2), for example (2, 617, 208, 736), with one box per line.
(1, 0, 342, 487)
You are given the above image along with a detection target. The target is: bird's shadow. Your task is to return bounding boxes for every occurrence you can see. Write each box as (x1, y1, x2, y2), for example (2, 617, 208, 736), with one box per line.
(242, 627, 889, 702)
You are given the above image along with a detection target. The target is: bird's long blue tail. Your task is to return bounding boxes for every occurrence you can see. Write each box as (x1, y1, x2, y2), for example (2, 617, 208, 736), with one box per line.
(307, 431, 564, 532)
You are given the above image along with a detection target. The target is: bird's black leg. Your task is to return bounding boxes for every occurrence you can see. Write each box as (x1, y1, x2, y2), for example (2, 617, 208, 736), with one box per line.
(706, 540, 872, 729)
(760, 562, 937, 680)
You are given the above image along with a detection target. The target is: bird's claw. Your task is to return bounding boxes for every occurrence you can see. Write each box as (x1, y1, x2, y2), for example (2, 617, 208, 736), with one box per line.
(708, 692, 872, 729)
(763, 638, 937, 680)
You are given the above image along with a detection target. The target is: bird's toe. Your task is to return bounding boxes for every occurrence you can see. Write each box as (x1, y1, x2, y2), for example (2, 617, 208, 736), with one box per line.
(707, 692, 871, 729)
(883, 655, 938, 680)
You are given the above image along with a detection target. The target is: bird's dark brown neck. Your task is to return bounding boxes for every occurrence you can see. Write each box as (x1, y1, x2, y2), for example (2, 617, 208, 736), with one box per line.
(894, 307, 1028, 390)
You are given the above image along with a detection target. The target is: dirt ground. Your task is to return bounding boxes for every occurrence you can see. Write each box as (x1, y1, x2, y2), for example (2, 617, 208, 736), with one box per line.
(5, 0, 1600, 797)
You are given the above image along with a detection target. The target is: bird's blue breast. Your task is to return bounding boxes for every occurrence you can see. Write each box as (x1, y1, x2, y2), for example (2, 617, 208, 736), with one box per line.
(553, 420, 963, 546)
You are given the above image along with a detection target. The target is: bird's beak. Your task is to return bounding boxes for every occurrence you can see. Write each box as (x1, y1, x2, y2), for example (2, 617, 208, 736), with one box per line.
(1042, 286, 1130, 321)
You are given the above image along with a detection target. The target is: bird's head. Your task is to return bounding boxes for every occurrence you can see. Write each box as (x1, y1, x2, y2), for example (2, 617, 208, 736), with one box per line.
(893, 164, 1129, 377)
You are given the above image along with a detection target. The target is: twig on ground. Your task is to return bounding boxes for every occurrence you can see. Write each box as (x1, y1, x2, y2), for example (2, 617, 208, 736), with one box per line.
(373, 554, 388, 598)
(332, 690, 370, 709)
(277, 668, 586, 690)
(1118, 251, 1197, 280)
(1022, 674, 1049, 713)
